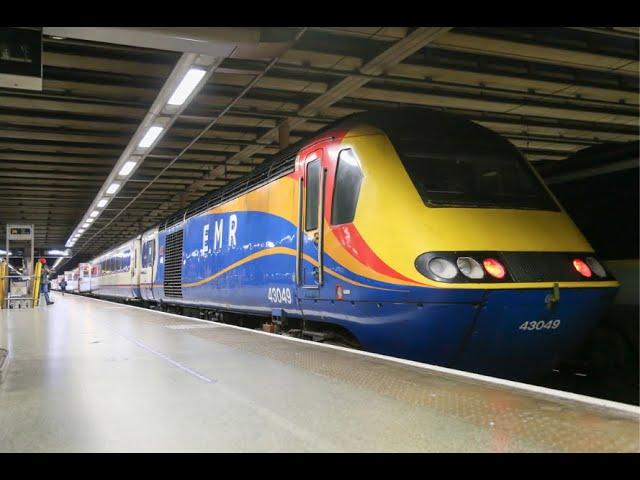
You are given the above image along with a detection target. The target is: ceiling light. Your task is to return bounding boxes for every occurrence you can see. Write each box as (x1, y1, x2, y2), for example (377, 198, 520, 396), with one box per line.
(46, 249, 70, 256)
(138, 126, 163, 148)
(90, 210, 100, 217)
(106, 183, 120, 195)
(119, 160, 137, 176)
(97, 198, 108, 208)
(82, 223, 89, 228)
(86, 218, 94, 223)
(168, 68, 207, 106)
(78, 229, 85, 233)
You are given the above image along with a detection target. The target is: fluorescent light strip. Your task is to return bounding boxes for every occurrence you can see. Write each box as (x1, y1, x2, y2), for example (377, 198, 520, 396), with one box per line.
(168, 68, 207, 106)
(82, 223, 89, 228)
(138, 126, 164, 148)
(86, 218, 94, 223)
(119, 160, 137, 176)
(106, 183, 120, 195)
(97, 199, 108, 208)
(64, 55, 217, 248)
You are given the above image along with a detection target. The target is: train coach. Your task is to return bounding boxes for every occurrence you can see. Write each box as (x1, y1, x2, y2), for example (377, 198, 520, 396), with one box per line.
(82, 108, 619, 380)
(64, 270, 78, 293)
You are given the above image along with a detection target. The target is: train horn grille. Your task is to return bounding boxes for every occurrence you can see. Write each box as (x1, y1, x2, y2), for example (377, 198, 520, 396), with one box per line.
(164, 229, 183, 298)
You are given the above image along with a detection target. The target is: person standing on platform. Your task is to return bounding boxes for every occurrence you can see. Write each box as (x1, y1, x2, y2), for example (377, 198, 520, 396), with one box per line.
(39, 258, 54, 306)
(59, 277, 67, 296)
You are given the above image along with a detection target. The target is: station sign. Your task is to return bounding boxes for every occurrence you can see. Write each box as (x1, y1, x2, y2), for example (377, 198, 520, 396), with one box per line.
(0, 28, 43, 91)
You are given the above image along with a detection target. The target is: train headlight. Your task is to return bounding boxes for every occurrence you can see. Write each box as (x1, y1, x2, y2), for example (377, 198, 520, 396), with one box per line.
(457, 257, 484, 279)
(585, 257, 606, 278)
(427, 257, 458, 280)
(483, 258, 506, 279)
(572, 258, 592, 278)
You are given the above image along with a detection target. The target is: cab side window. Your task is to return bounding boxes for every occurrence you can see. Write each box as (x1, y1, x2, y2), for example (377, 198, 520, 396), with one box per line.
(305, 159, 320, 231)
(332, 148, 363, 225)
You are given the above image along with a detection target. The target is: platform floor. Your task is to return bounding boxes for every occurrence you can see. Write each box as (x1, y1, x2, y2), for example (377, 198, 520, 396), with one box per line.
(0, 294, 638, 452)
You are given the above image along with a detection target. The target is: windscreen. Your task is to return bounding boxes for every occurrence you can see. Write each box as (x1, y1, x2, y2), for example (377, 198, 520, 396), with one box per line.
(389, 126, 559, 211)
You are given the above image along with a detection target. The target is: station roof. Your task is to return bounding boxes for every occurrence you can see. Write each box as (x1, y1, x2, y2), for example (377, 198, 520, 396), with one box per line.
(0, 27, 638, 264)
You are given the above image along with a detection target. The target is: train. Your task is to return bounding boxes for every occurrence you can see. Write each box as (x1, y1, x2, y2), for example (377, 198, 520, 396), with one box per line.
(65, 109, 619, 380)
(55, 263, 91, 293)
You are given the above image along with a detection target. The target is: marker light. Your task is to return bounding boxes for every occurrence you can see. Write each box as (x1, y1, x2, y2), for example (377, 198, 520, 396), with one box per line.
(138, 126, 164, 148)
(168, 68, 207, 106)
(118, 161, 137, 176)
(106, 183, 120, 195)
(573, 259, 592, 278)
(483, 258, 506, 279)
(585, 257, 606, 278)
(457, 257, 484, 279)
(90, 210, 100, 217)
(97, 199, 108, 208)
(428, 257, 458, 280)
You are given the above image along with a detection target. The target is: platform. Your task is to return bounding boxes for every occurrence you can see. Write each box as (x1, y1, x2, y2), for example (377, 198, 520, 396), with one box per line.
(0, 294, 638, 453)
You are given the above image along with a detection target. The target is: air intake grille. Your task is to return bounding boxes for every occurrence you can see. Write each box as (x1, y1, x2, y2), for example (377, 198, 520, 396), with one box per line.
(164, 230, 183, 297)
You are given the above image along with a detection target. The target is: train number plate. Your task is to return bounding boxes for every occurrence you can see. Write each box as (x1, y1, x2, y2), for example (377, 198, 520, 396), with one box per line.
(519, 319, 561, 331)
(267, 287, 292, 304)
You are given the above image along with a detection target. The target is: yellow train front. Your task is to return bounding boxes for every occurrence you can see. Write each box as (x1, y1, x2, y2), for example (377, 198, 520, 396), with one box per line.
(294, 109, 618, 380)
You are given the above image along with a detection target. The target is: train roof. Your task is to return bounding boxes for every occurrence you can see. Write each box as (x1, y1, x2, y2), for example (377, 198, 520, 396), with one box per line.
(161, 108, 501, 229)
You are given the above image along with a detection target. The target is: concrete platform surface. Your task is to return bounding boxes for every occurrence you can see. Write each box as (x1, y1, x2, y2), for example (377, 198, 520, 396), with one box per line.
(0, 294, 638, 452)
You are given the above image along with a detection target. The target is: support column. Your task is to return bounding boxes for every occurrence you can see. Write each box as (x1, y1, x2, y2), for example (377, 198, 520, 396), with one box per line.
(278, 118, 290, 150)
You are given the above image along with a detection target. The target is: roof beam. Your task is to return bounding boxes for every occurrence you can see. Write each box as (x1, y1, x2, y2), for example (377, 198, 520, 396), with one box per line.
(43, 27, 292, 60)
(545, 159, 640, 184)
(223, 27, 452, 169)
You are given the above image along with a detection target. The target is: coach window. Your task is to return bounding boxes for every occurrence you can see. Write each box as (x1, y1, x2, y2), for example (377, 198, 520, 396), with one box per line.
(305, 159, 320, 231)
(142, 240, 154, 268)
(331, 148, 363, 225)
(142, 242, 148, 267)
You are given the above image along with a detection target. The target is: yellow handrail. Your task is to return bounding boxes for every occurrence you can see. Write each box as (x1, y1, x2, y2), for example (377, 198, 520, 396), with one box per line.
(0, 261, 6, 309)
(32, 261, 42, 306)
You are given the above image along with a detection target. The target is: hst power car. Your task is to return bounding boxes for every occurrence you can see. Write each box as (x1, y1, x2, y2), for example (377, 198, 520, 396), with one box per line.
(79, 109, 618, 380)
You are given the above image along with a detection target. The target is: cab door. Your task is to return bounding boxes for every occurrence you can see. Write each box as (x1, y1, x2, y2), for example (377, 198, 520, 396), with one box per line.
(297, 149, 328, 297)
(140, 236, 156, 301)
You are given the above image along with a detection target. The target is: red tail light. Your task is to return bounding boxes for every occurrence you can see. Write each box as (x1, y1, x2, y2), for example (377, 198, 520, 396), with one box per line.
(573, 259, 592, 278)
(483, 258, 506, 279)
